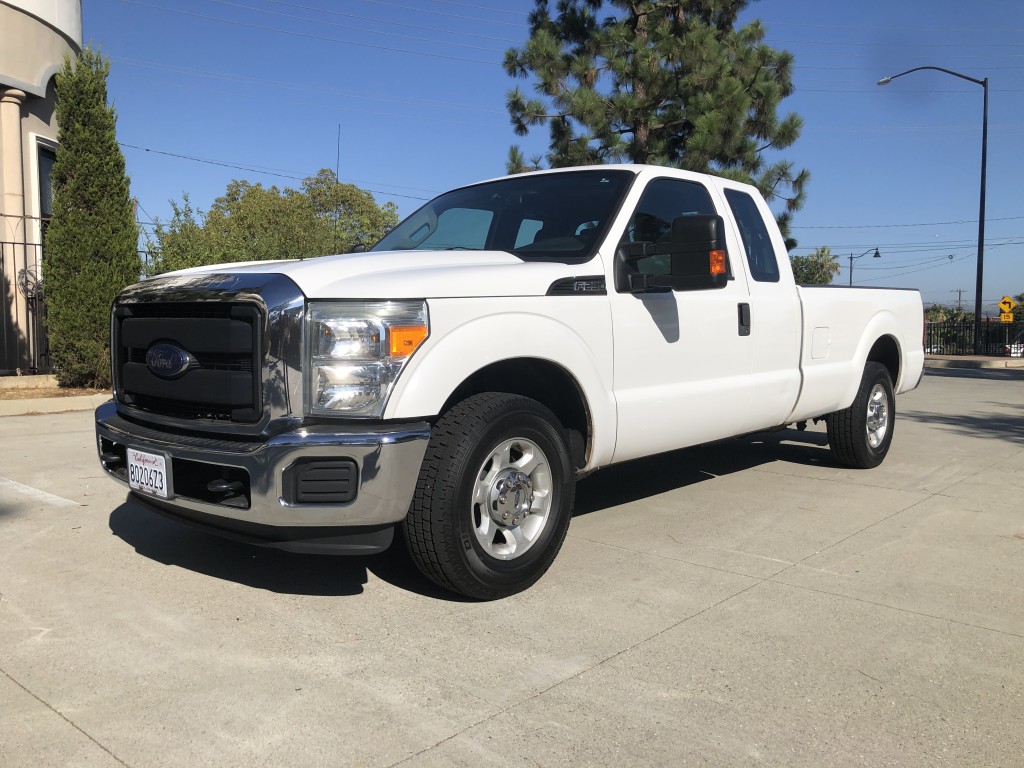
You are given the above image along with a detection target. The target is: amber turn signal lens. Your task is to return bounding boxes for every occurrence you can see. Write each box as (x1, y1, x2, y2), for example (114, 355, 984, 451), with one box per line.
(389, 325, 428, 357)
(709, 250, 727, 276)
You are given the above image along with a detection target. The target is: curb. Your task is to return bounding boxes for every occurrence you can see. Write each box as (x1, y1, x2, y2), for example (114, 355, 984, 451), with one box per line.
(924, 356, 1024, 370)
(0, 374, 59, 390)
(0, 393, 110, 417)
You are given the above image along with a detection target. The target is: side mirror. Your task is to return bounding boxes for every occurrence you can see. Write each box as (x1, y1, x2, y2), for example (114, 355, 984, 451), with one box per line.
(614, 214, 730, 293)
(349, 243, 366, 254)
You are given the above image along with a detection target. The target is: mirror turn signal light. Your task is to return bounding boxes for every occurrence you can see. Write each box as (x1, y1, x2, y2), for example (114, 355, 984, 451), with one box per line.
(710, 250, 727, 276)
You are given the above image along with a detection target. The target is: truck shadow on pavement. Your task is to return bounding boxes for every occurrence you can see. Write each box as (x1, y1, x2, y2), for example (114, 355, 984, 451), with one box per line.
(108, 501, 462, 600)
(924, 367, 1024, 382)
(108, 427, 833, 600)
(575, 428, 831, 515)
(900, 404, 1024, 446)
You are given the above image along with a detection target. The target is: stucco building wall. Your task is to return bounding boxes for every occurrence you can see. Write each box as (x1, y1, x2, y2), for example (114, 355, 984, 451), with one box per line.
(0, 0, 82, 373)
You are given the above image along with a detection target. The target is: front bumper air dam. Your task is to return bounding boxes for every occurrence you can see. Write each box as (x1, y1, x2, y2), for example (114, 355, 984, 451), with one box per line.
(94, 400, 430, 554)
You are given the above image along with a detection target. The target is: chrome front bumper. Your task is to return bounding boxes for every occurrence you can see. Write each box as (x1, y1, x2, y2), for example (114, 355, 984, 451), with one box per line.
(95, 401, 430, 552)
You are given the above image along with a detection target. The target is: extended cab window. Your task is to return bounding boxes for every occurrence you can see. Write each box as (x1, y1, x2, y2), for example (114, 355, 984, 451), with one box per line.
(622, 178, 718, 276)
(724, 189, 780, 283)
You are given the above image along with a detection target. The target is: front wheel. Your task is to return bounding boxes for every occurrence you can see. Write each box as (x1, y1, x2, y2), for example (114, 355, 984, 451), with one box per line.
(403, 393, 575, 599)
(826, 362, 895, 469)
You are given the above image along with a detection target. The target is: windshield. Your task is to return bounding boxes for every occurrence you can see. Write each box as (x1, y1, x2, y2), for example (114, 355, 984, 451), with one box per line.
(371, 169, 635, 262)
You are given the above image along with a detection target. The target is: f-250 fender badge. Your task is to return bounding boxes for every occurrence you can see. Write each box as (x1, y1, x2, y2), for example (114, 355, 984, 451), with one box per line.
(146, 343, 195, 379)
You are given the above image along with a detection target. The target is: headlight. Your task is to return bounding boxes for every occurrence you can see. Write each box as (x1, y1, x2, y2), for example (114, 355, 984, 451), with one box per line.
(307, 301, 428, 417)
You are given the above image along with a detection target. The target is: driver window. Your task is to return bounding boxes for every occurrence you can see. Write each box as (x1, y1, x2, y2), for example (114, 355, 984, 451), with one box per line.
(624, 178, 716, 275)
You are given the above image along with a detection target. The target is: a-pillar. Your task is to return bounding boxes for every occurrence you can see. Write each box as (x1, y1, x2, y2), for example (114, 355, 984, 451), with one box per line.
(0, 88, 29, 372)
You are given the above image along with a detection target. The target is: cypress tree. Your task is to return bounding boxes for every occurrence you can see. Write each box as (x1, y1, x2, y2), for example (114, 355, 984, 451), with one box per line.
(44, 47, 139, 388)
(505, 0, 808, 245)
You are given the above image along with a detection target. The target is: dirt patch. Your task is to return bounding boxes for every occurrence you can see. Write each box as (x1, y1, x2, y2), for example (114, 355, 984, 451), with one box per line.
(0, 387, 107, 401)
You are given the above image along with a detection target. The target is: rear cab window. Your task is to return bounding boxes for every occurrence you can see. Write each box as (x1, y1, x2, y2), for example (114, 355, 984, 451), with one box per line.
(724, 188, 780, 283)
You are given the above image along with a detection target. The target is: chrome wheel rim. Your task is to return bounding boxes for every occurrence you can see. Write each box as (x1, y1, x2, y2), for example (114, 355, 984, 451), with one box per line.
(471, 437, 552, 560)
(866, 383, 889, 449)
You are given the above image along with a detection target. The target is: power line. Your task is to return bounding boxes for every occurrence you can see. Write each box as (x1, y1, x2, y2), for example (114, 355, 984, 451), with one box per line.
(760, 18, 1024, 34)
(208, 0, 508, 53)
(855, 255, 961, 271)
(792, 215, 1024, 230)
(800, 87, 1024, 93)
(264, 0, 521, 42)
(857, 254, 973, 283)
(134, 199, 156, 224)
(111, 56, 505, 115)
(115, 0, 499, 65)
(118, 143, 432, 200)
(359, 0, 525, 27)
(772, 37, 1024, 49)
(419, 0, 526, 16)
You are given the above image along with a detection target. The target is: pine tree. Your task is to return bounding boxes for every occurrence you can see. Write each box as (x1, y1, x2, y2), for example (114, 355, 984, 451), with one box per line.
(43, 47, 140, 388)
(504, 0, 808, 245)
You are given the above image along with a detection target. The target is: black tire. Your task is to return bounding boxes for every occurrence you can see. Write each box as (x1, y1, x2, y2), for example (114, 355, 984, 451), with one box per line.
(403, 393, 575, 600)
(826, 362, 895, 469)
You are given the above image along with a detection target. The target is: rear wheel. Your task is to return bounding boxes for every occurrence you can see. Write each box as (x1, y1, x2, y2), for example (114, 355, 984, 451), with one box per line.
(403, 393, 575, 599)
(826, 362, 895, 469)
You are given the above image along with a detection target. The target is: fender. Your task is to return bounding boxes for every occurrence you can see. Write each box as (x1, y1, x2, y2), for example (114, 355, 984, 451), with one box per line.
(384, 298, 618, 470)
(844, 309, 903, 402)
(790, 308, 907, 423)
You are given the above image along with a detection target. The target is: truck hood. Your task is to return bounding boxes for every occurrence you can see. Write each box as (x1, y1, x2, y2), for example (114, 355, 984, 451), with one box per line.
(163, 250, 599, 299)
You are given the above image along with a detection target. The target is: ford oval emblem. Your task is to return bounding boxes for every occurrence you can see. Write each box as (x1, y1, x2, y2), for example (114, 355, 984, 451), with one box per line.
(145, 343, 194, 379)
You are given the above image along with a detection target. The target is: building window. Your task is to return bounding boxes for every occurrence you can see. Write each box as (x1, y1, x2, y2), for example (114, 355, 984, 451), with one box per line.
(38, 144, 56, 242)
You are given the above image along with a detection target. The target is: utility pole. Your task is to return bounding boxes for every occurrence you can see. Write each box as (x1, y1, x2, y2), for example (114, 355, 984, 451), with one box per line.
(951, 288, 965, 310)
(333, 124, 341, 254)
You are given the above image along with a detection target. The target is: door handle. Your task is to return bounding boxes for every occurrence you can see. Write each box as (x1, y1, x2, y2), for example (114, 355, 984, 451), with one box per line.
(738, 303, 751, 337)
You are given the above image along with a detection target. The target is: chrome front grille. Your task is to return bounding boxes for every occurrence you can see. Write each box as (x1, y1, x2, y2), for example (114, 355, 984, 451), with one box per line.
(111, 272, 306, 432)
(114, 302, 263, 422)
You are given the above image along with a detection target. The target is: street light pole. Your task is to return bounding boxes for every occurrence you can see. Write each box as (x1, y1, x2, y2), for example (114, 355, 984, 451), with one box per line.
(878, 66, 988, 354)
(848, 247, 881, 286)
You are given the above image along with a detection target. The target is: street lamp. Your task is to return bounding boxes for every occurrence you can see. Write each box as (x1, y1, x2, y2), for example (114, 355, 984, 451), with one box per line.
(878, 66, 988, 354)
(849, 247, 880, 286)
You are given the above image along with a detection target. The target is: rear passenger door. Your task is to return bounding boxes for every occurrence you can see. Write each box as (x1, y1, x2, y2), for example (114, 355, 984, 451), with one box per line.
(608, 177, 754, 463)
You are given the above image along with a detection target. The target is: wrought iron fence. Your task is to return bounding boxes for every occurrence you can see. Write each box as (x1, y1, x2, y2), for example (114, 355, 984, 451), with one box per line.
(0, 240, 47, 375)
(926, 320, 1024, 357)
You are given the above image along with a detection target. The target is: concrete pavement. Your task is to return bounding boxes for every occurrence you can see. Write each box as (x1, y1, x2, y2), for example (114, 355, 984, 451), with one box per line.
(0, 368, 1022, 766)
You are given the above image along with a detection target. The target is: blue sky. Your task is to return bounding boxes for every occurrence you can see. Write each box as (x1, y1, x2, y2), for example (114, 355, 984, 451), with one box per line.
(82, 0, 1023, 310)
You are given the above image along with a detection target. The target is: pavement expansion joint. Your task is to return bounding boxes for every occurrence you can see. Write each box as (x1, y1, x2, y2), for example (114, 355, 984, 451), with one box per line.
(767, 579, 1024, 641)
(1, 666, 132, 767)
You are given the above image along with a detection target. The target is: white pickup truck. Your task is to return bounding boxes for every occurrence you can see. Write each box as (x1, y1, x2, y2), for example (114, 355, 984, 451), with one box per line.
(96, 165, 924, 599)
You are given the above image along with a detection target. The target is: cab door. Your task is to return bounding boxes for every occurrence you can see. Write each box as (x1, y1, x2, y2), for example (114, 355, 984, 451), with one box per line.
(718, 184, 803, 430)
(608, 177, 754, 463)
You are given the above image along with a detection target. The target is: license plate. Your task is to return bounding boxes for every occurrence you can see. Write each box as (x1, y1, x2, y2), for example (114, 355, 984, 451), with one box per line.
(127, 448, 170, 499)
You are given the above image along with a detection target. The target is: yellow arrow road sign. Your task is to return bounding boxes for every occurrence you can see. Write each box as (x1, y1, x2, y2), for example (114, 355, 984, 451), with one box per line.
(999, 295, 1017, 313)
